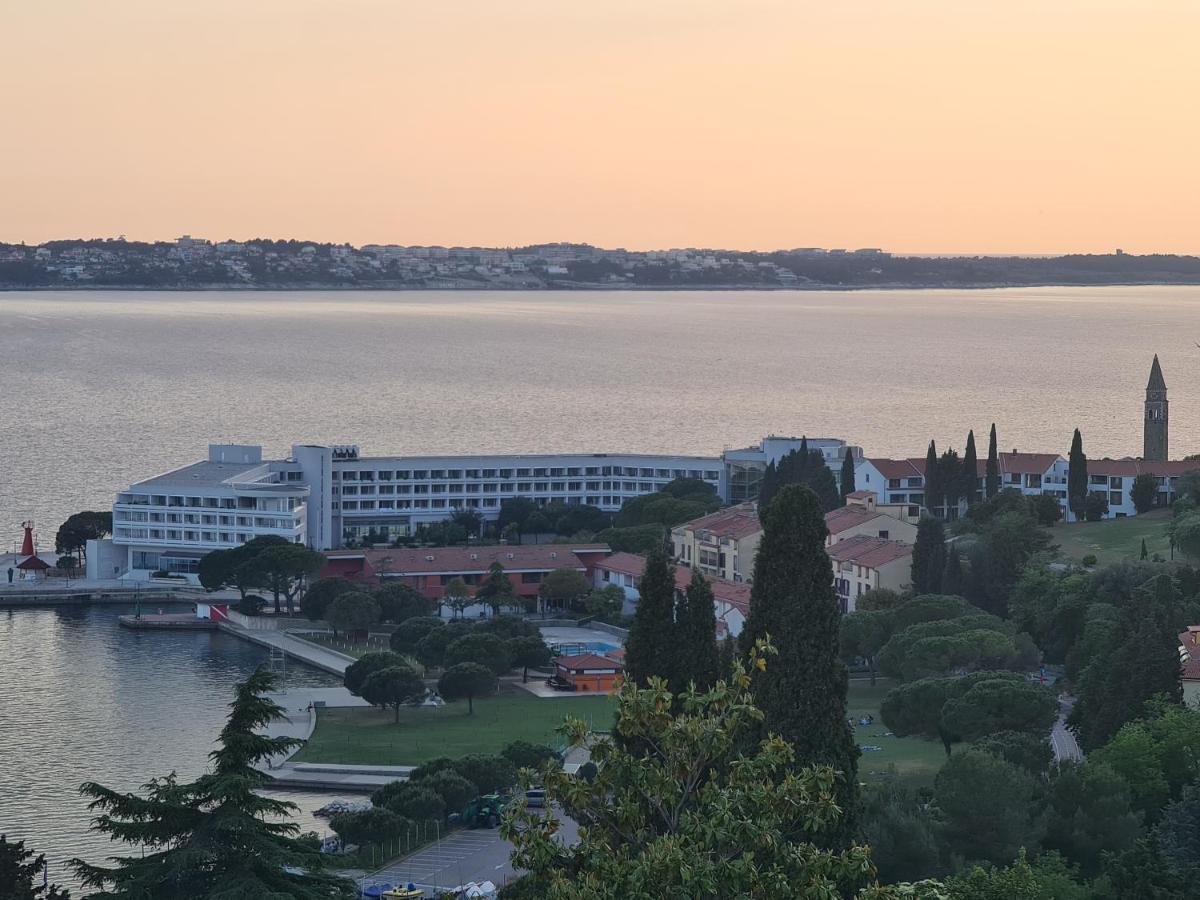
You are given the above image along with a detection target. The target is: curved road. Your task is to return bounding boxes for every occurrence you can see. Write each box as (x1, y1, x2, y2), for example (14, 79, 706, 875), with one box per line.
(1051, 694, 1082, 762)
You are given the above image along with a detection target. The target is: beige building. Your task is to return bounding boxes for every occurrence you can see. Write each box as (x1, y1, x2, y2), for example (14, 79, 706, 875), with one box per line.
(671, 503, 762, 584)
(825, 491, 918, 547)
(1182, 627, 1200, 710)
(828, 534, 913, 614)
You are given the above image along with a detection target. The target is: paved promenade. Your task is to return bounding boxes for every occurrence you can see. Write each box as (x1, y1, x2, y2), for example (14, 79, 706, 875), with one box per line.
(219, 623, 355, 675)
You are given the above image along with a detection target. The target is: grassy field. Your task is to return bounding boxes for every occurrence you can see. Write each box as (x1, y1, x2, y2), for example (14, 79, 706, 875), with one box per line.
(847, 678, 949, 785)
(1052, 508, 1173, 565)
(291, 684, 614, 765)
(299, 631, 394, 660)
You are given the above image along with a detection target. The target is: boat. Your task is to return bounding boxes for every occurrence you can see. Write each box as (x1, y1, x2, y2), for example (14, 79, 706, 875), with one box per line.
(381, 886, 425, 899)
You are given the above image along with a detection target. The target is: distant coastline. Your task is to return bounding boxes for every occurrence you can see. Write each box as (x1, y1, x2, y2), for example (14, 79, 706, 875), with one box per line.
(4, 238, 1200, 292)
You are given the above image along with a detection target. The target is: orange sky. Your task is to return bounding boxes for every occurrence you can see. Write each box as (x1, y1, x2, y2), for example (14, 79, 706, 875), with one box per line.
(3, 0, 1198, 253)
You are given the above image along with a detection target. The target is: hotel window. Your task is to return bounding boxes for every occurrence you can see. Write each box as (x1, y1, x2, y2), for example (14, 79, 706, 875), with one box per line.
(551, 482, 565, 491)
(378, 471, 392, 480)
(568, 482, 582, 491)
(586, 467, 600, 476)
(481, 469, 496, 478)
(412, 470, 428, 479)
(567, 467, 581, 476)
(432, 499, 446, 508)
(378, 485, 394, 494)
(359, 471, 374, 481)
(533, 468, 548, 477)
(396, 470, 410, 479)
(342, 471, 357, 481)
(517, 468, 531, 477)
(430, 470, 445, 479)
(379, 500, 394, 509)
(342, 485, 358, 495)
(342, 501, 358, 510)
(446, 469, 462, 478)
(465, 469, 480, 478)
(499, 469, 513, 478)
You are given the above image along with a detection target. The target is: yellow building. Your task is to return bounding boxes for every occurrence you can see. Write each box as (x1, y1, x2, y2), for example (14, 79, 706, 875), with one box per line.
(671, 503, 762, 584)
(825, 491, 919, 547)
(828, 535, 913, 613)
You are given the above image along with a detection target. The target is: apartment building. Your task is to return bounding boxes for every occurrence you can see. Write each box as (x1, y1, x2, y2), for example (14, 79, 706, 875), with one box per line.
(825, 491, 919, 547)
(671, 503, 762, 583)
(828, 535, 913, 613)
(1085, 459, 1198, 516)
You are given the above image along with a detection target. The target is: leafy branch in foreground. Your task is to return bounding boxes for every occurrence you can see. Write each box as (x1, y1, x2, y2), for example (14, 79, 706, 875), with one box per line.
(501, 638, 945, 900)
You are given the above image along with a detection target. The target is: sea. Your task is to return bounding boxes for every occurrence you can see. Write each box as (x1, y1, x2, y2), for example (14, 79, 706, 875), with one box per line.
(1, 286, 1198, 884)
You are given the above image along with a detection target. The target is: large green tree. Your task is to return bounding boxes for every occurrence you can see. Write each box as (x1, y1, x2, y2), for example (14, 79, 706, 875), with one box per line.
(962, 430, 979, 506)
(54, 510, 112, 564)
(373, 581, 431, 623)
(0, 835, 71, 899)
(985, 423, 1000, 499)
(738, 484, 859, 841)
(840, 450, 857, 503)
(1067, 428, 1088, 520)
(934, 749, 1041, 866)
(923, 440, 942, 513)
(361, 665, 426, 723)
(475, 562, 515, 615)
(252, 543, 327, 615)
(70, 668, 356, 898)
(758, 439, 840, 512)
(537, 567, 589, 614)
(622, 542, 678, 686)
(911, 517, 946, 595)
(301, 576, 356, 621)
(503, 640, 933, 899)
(438, 662, 497, 714)
(673, 568, 720, 692)
(444, 632, 512, 675)
(325, 591, 379, 637)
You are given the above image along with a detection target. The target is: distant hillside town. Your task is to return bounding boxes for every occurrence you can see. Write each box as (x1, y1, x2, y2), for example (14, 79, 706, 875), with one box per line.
(3, 236, 1200, 289)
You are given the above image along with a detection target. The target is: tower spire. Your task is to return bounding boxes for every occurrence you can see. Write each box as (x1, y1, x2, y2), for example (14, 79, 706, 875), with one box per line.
(1144, 355, 1168, 461)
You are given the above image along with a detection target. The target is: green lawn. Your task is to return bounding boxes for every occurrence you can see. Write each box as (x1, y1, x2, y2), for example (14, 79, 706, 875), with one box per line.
(292, 685, 614, 765)
(847, 678, 949, 785)
(298, 631, 394, 659)
(1052, 509, 1173, 565)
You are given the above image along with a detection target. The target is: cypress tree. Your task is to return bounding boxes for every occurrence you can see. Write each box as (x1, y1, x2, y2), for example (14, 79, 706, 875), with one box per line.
(674, 569, 720, 693)
(717, 632, 737, 677)
(623, 542, 678, 686)
(942, 543, 964, 596)
(759, 442, 839, 513)
(962, 430, 979, 506)
(911, 516, 946, 594)
(1141, 538, 1149, 561)
(739, 484, 859, 841)
(923, 440, 943, 515)
(759, 460, 779, 508)
(839, 450, 856, 504)
(940, 448, 962, 513)
(986, 423, 1000, 499)
(1068, 428, 1088, 521)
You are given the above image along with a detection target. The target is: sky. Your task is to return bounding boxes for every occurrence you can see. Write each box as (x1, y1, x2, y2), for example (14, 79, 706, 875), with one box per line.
(2, 1, 1198, 254)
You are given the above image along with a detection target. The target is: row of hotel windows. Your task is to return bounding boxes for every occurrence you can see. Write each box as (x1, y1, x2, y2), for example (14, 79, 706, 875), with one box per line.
(115, 528, 301, 544)
(116, 511, 295, 528)
(336, 481, 667, 496)
(334, 467, 720, 481)
(118, 494, 298, 511)
(337, 494, 633, 512)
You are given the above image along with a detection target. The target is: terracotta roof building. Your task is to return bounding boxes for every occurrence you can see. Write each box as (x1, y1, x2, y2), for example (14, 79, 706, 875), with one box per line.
(671, 503, 762, 583)
(827, 535, 913, 613)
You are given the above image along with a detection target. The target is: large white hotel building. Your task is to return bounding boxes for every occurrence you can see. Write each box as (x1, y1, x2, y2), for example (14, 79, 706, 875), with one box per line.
(112, 436, 859, 580)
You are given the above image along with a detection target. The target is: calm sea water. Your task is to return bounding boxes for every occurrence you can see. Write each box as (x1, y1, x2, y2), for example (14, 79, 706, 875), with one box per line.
(0, 604, 342, 889)
(2, 287, 1198, 542)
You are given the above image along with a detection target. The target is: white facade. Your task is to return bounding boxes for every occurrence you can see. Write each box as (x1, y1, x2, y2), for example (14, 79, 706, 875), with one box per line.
(112, 444, 309, 582)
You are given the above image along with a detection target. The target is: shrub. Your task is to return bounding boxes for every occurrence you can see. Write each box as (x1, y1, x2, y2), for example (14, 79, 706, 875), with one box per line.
(1081, 554, 1098, 567)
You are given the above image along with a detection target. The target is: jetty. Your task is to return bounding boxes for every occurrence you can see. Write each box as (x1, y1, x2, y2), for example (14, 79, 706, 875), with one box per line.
(118, 612, 217, 631)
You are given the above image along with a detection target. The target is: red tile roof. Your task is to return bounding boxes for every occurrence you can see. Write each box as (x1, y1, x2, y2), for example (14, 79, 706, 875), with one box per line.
(674, 504, 762, 541)
(1088, 459, 1200, 478)
(596, 553, 752, 613)
(866, 458, 926, 479)
(554, 653, 624, 672)
(825, 505, 885, 536)
(845, 490, 877, 500)
(363, 543, 607, 575)
(827, 534, 913, 568)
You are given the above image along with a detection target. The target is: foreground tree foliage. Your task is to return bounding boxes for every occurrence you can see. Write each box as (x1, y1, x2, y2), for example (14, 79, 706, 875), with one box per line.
(503, 639, 942, 900)
(70, 667, 355, 899)
(0, 834, 71, 899)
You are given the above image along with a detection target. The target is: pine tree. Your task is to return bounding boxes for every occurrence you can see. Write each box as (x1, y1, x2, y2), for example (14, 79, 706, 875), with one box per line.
(0, 835, 71, 899)
(911, 516, 946, 594)
(1068, 428, 1089, 521)
(986, 424, 1001, 499)
(962, 430, 979, 506)
(739, 484, 859, 841)
(673, 569, 720, 692)
(942, 543, 964, 596)
(923, 440, 942, 515)
(71, 667, 355, 898)
(623, 542, 678, 687)
(839, 450, 856, 504)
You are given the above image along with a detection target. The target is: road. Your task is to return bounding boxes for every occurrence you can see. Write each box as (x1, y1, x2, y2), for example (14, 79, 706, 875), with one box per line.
(1051, 694, 1082, 762)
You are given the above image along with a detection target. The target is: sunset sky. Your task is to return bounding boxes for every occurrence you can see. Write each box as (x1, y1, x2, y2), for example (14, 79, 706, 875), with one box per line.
(3, 1, 1198, 253)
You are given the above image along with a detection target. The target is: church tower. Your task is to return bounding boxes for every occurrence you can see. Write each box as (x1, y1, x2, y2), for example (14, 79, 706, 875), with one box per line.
(1144, 355, 1168, 461)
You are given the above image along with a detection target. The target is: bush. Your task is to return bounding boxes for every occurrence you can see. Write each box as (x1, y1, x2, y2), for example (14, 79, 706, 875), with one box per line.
(1081, 554, 1098, 567)
(407, 757, 458, 782)
(379, 784, 445, 822)
(329, 807, 411, 846)
(502, 741, 558, 771)
(390, 615, 444, 652)
(1083, 492, 1109, 522)
(415, 769, 478, 814)
(451, 754, 518, 795)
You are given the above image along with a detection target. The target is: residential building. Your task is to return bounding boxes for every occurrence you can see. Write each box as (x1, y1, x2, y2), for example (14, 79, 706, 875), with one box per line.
(1086, 459, 1198, 516)
(1181, 626, 1200, 709)
(824, 491, 918, 547)
(723, 436, 861, 504)
(592, 552, 751, 638)
(671, 503, 761, 583)
(827, 535, 913, 613)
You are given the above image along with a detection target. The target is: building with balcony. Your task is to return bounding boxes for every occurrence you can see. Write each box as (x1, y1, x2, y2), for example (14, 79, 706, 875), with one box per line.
(825, 491, 918, 547)
(671, 503, 762, 583)
(828, 535, 913, 613)
(112, 444, 309, 581)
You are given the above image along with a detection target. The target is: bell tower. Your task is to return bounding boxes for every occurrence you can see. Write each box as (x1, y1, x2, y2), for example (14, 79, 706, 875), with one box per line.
(1144, 355, 1168, 461)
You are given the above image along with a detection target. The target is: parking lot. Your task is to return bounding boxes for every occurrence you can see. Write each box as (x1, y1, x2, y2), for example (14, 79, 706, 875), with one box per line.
(365, 828, 516, 894)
